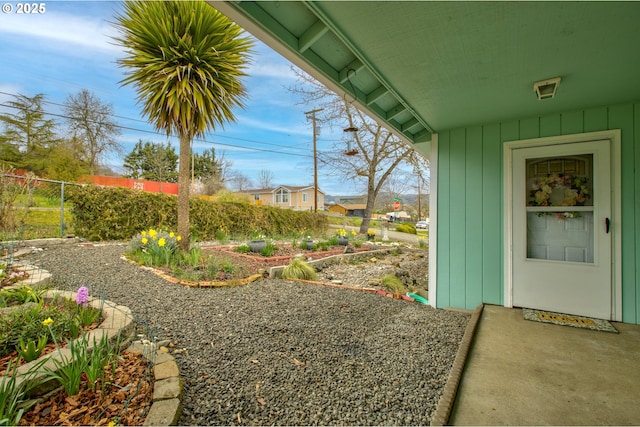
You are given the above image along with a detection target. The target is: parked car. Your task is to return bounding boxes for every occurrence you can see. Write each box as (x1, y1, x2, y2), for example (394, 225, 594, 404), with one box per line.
(416, 221, 429, 229)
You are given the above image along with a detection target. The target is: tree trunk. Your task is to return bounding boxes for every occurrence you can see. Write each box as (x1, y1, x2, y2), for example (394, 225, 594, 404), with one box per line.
(177, 134, 191, 251)
(359, 182, 378, 234)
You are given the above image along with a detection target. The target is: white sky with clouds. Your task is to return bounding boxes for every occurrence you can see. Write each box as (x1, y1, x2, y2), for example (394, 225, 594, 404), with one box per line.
(0, 1, 356, 195)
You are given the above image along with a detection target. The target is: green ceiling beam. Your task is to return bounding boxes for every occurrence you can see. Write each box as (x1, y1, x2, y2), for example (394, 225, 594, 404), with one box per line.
(386, 104, 407, 120)
(366, 85, 388, 106)
(338, 59, 365, 84)
(234, 2, 300, 51)
(304, 1, 435, 137)
(413, 129, 432, 143)
(298, 20, 328, 53)
(401, 117, 419, 132)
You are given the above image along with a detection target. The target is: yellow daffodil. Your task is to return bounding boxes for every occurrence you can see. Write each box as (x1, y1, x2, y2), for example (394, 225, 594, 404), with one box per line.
(107, 421, 116, 427)
(141, 231, 146, 237)
(141, 237, 148, 244)
(42, 317, 53, 327)
(158, 237, 166, 247)
(169, 232, 175, 238)
(177, 235, 182, 241)
(149, 229, 157, 238)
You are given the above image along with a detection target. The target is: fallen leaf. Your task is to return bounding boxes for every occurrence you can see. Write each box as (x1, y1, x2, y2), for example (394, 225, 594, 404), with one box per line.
(292, 358, 305, 366)
(251, 359, 260, 364)
(257, 397, 266, 405)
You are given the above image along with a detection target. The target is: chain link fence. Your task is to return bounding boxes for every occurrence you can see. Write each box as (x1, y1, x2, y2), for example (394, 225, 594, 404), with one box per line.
(1, 173, 78, 248)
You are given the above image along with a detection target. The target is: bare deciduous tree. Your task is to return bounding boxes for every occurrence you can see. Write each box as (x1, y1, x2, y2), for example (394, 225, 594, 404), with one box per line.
(257, 169, 275, 188)
(227, 172, 253, 192)
(290, 69, 430, 233)
(64, 89, 121, 174)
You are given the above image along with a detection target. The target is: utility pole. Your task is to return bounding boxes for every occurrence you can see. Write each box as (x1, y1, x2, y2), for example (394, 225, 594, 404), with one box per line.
(305, 108, 323, 212)
(417, 182, 422, 220)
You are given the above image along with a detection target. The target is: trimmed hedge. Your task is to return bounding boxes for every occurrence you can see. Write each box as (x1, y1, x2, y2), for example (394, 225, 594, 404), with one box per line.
(395, 223, 417, 235)
(67, 185, 328, 241)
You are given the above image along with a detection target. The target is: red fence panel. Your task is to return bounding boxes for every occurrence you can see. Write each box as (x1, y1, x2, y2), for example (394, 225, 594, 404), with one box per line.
(83, 176, 179, 195)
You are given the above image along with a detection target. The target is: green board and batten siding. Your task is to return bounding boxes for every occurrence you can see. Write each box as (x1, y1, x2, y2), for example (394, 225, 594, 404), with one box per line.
(436, 101, 640, 324)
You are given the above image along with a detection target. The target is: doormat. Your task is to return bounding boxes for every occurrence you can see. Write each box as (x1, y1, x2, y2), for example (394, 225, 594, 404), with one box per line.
(522, 308, 618, 333)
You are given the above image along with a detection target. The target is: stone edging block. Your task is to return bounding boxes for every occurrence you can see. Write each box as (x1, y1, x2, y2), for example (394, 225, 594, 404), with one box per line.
(9, 265, 182, 426)
(127, 342, 183, 426)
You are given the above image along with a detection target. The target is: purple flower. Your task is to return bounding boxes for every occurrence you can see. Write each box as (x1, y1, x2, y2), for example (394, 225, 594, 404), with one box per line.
(76, 286, 90, 306)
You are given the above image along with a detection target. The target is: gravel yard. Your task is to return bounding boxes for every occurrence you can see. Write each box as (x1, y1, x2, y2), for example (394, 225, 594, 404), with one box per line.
(23, 242, 469, 426)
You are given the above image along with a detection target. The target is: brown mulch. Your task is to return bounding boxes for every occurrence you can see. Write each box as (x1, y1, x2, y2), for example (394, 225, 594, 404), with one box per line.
(18, 350, 153, 426)
(0, 343, 60, 374)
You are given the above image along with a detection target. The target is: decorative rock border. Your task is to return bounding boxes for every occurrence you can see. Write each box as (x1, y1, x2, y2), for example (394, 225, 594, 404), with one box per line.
(120, 255, 264, 288)
(121, 245, 404, 289)
(268, 248, 432, 305)
(430, 304, 484, 426)
(7, 264, 182, 426)
(128, 341, 183, 426)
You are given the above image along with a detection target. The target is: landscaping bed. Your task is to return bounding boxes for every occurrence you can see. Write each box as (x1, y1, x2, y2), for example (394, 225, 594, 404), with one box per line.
(22, 242, 466, 426)
(0, 285, 154, 427)
(17, 350, 152, 426)
(206, 243, 375, 271)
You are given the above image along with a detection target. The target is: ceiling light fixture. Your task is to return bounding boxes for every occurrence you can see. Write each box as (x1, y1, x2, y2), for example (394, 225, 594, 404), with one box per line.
(533, 77, 561, 100)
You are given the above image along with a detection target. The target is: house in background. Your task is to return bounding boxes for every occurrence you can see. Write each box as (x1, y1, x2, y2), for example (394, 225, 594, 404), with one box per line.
(333, 195, 367, 205)
(216, 2, 640, 324)
(327, 203, 366, 217)
(242, 185, 324, 211)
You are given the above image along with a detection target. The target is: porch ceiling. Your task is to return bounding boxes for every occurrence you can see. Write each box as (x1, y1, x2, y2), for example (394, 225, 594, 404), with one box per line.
(212, 1, 640, 146)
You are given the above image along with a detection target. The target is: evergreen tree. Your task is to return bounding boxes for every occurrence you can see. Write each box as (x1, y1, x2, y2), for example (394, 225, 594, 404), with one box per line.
(123, 140, 178, 182)
(0, 93, 59, 173)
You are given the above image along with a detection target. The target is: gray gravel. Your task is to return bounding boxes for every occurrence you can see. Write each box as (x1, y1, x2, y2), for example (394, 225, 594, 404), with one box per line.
(23, 242, 470, 426)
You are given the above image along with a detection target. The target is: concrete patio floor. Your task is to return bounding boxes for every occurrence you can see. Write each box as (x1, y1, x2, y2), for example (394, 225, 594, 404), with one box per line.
(449, 305, 640, 425)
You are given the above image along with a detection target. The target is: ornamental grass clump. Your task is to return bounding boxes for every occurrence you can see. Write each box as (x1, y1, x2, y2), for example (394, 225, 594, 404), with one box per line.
(281, 258, 317, 281)
(381, 274, 408, 296)
(128, 228, 183, 267)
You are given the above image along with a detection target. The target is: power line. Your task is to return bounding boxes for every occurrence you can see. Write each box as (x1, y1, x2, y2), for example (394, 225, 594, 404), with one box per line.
(0, 93, 319, 159)
(33, 93, 328, 152)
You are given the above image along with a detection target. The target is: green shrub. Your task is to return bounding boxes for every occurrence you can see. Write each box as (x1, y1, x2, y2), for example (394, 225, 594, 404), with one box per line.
(67, 185, 328, 241)
(395, 223, 417, 234)
(281, 258, 317, 281)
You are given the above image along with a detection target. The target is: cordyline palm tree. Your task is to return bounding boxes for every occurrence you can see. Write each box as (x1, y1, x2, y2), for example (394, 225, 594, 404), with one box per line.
(113, 1, 253, 250)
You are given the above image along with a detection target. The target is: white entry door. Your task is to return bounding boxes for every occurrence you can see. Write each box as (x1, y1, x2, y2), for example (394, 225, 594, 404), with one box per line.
(512, 140, 612, 319)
